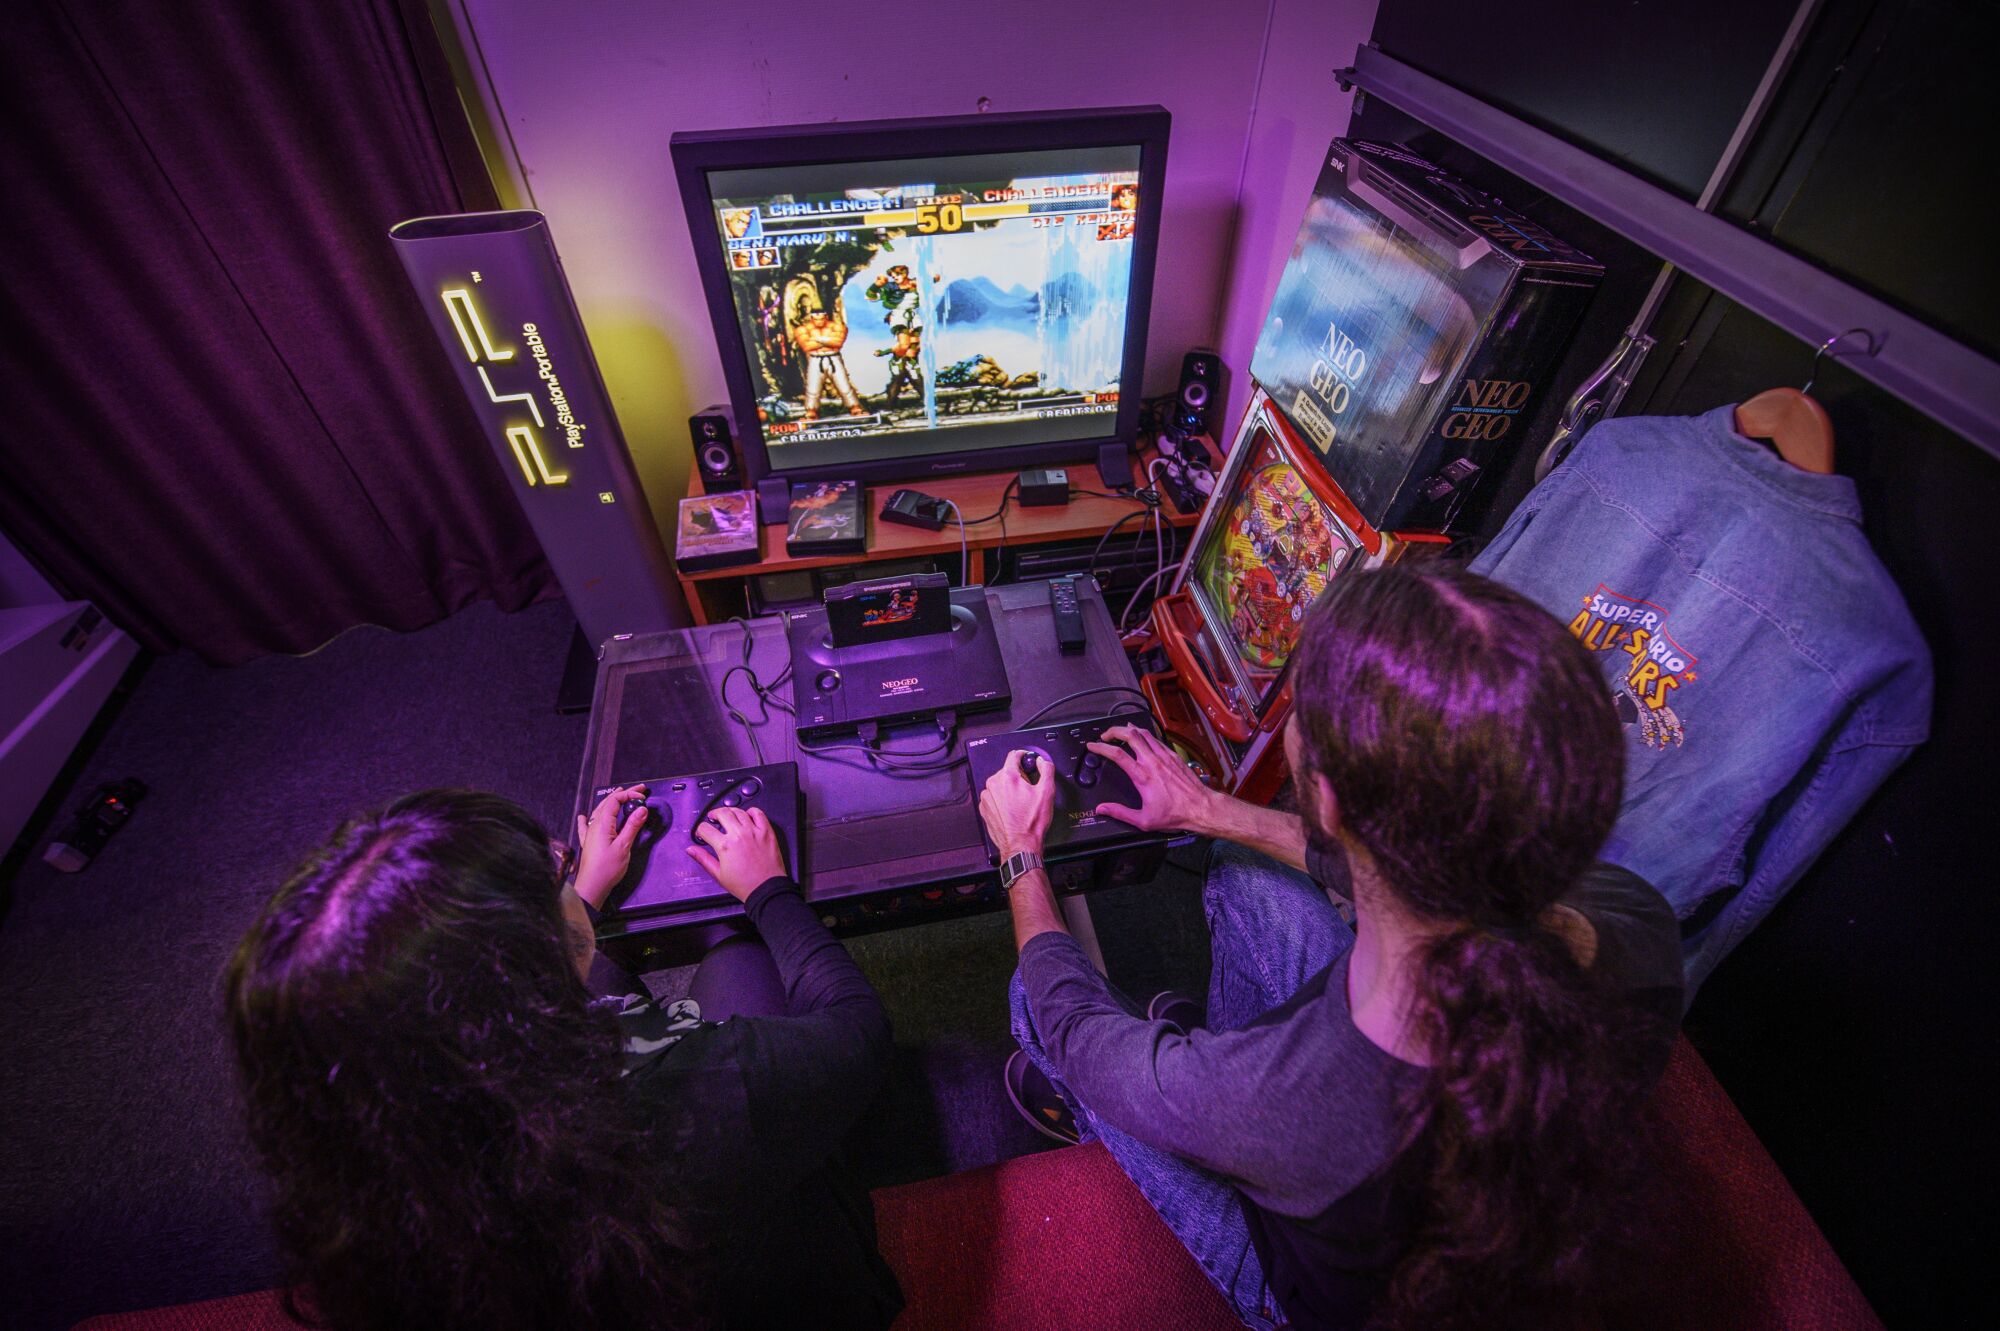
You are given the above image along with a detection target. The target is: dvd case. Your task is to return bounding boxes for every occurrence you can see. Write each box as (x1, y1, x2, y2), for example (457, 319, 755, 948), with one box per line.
(674, 490, 761, 572)
(785, 478, 866, 557)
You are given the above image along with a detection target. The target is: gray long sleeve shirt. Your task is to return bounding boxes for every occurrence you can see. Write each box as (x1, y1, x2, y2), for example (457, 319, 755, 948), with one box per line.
(1018, 862, 1683, 1329)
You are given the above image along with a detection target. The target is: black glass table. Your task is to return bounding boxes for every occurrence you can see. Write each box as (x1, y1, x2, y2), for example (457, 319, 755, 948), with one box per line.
(577, 576, 1165, 965)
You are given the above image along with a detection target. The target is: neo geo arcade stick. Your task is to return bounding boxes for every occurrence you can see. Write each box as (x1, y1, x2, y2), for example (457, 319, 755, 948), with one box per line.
(965, 711, 1172, 865)
(591, 761, 801, 917)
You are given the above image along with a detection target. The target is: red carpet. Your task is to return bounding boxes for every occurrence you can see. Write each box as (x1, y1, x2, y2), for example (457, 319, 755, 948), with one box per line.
(73, 1038, 1886, 1331)
(875, 1139, 1240, 1331)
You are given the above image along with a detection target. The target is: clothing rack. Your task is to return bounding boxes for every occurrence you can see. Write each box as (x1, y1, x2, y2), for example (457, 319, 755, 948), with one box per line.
(1335, 43, 2000, 463)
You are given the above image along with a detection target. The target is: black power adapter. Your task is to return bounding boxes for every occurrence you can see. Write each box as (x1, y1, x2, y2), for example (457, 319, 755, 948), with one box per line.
(1018, 467, 1071, 508)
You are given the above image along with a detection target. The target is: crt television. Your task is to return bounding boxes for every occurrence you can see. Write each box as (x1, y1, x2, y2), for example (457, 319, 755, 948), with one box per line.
(671, 106, 1170, 488)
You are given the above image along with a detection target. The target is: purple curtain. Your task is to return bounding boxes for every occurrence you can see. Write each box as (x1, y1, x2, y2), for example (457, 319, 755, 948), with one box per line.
(0, 0, 556, 664)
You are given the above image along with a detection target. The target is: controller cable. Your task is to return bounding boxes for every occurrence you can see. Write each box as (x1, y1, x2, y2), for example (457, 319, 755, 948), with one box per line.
(798, 713, 968, 775)
(722, 617, 966, 777)
(1021, 685, 1153, 728)
(1145, 458, 1171, 573)
(961, 477, 1018, 564)
(940, 498, 971, 589)
(1086, 508, 1151, 580)
(721, 617, 794, 765)
(1086, 496, 1167, 626)
(1120, 561, 1183, 633)
(1134, 458, 1183, 631)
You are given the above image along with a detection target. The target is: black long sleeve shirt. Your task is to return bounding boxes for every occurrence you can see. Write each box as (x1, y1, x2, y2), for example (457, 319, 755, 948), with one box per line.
(595, 878, 902, 1331)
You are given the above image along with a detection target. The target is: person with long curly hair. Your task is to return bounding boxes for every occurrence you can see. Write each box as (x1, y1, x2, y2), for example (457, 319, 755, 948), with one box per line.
(980, 564, 1683, 1330)
(226, 786, 902, 1330)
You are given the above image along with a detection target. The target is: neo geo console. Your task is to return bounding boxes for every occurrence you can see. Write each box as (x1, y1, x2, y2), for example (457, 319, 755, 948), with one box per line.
(786, 585, 1011, 742)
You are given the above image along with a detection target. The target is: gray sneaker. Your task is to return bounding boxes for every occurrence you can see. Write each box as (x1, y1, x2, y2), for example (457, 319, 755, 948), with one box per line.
(1146, 990, 1206, 1034)
(1004, 1049, 1080, 1145)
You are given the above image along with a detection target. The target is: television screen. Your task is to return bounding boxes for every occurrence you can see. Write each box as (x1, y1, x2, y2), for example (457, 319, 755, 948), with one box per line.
(674, 109, 1168, 486)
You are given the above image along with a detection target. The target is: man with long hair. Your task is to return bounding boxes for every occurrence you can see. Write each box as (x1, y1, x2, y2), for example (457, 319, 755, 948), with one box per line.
(226, 787, 902, 1330)
(979, 565, 1683, 1330)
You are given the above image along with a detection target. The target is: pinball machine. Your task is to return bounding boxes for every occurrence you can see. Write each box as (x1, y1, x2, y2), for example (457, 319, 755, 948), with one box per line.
(1147, 139, 1602, 799)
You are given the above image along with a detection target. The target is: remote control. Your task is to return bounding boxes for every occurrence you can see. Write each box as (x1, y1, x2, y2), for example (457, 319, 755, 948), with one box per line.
(1049, 576, 1086, 655)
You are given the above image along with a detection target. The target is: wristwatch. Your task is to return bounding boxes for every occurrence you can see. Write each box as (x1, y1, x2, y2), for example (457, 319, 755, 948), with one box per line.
(999, 850, 1045, 892)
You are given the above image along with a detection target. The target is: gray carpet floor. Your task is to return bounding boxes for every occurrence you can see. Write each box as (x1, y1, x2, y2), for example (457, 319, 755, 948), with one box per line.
(0, 598, 1211, 1329)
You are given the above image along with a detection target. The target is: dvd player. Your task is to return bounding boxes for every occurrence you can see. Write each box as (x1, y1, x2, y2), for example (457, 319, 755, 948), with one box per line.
(786, 585, 1011, 742)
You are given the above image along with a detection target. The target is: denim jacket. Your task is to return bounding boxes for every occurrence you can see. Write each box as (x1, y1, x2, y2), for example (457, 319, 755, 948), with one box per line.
(1472, 406, 1931, 992)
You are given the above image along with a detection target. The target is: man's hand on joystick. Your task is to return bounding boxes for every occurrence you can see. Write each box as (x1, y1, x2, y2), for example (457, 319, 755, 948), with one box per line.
(687, 805, 788, 902)
(1087, 725, 1220, 835)
(978, 748, 1057, 862)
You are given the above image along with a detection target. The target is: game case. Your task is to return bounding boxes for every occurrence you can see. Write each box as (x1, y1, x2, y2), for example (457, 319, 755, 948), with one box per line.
(785, 478, 866, 556)
(674, 490, 761, 572)
(825, 572, 951, 647)
(1250, 139, 1602, 532)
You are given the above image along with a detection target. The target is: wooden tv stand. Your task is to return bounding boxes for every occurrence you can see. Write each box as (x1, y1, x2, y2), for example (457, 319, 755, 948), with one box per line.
(674, 453, 1201, 625)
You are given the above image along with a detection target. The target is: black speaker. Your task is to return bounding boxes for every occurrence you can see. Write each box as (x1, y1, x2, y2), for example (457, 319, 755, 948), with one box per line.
(1171, 349, 1221, 440)
(691, 406, 742, 489)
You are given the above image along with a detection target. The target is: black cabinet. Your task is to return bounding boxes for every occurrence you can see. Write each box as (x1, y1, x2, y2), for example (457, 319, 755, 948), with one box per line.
(1355, 4, 1998, 1324)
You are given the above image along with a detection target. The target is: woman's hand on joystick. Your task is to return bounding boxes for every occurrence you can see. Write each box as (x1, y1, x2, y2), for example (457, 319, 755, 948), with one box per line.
(688, 805, 788, 901)
(574, 785, 649, 909)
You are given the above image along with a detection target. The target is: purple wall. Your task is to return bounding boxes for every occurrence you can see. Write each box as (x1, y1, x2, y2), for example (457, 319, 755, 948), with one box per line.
(452, 0, 1376, 523)
(1212, 2, 1373, 437)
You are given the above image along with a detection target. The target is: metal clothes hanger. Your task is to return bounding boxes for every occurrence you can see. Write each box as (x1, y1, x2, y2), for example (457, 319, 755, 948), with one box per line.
(1732, 328, 1877, 475)
(1529, 0, 1829, 484)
